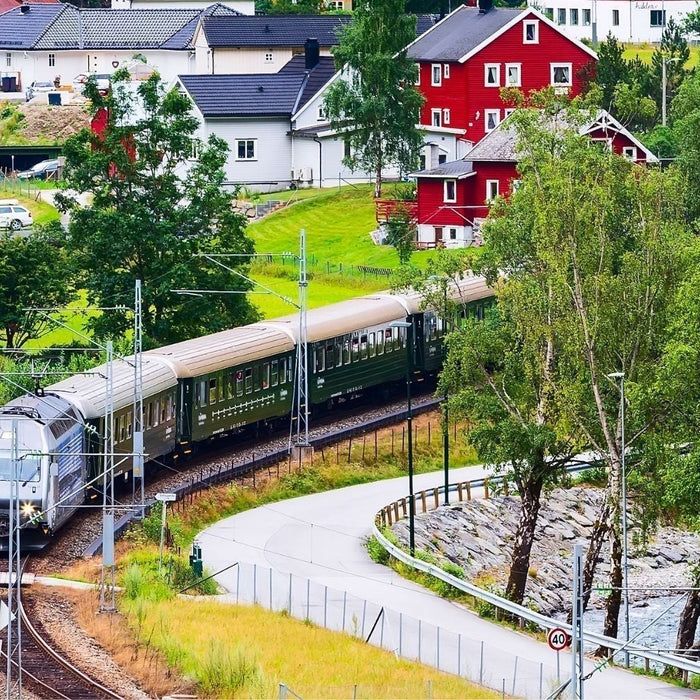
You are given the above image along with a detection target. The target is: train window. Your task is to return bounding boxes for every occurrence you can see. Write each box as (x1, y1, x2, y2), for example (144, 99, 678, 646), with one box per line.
(245, 368, 253, 394)
(236, 370, 244, 397)
(271, 360, 279, 387)
(325, 344, 334, 370)
(288, 358, 294, 383)
(335, 342, 342, 367)
(377, 331, 384, 355)
(360, 334, 368, 360)
(351, 336, 359, 362)
(427, 314, 437, 340)
(195, 380, 206, 407)
(225, 374, 234, 400)
(262, 363, 270, 389)
(118, 415, 125, 442)
(343, 338, 351, 365)
(147, 402, 154, 429)
(394, 326, 402, 350)
(315, 345, 325, 373)
(385, 328, 393, 353)
(209, 378, 217, 404)
(154, 400, 161, 427)
(253, 366, 261, 392)
(280, 358, 288, 384)
(170, 395, 176, 419)
(161, 400, 167, 423)
(476, 304, 485, 320)
(126, 411, 133, 438)
(368, 332, 376, 358)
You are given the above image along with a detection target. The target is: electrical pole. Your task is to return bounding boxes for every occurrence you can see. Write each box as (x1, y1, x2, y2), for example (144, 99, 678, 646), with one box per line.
(100, 340, 116, 612)
(133, 279, 144, 518)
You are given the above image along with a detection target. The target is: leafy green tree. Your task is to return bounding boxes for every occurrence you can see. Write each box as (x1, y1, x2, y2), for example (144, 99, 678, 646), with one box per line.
(56, 71, 258, 346)
(323, 0, 425, 198)
(384, 206, 416, 264)
(671, 69, 700, 222)
(650, 19, 690, 113)
(0, 222, 78, 349)
(591, 34, 629, 113)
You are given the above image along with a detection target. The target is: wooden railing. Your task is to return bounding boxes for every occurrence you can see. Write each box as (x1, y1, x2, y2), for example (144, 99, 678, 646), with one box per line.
(375, 199, 418, 223)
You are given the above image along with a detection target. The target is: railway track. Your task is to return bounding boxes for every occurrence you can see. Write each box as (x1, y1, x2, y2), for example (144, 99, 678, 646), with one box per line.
(1, 562, 123, 699)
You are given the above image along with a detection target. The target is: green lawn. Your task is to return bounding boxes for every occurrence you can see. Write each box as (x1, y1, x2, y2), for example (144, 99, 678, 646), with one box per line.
(622, 44, 700, 68)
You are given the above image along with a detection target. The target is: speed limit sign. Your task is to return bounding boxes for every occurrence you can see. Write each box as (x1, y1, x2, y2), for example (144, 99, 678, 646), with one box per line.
(547, 627, 571, 651)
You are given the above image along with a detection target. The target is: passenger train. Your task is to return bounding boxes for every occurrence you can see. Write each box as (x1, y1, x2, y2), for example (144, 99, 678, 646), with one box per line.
(0, 275, 492, 541)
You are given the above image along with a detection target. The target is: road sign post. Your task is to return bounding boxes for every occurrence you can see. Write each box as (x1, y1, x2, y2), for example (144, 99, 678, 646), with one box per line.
(548, 627, 570, 652)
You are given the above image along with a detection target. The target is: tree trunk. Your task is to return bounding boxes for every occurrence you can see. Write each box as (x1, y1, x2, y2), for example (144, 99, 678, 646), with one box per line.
(505, 477, 544, 605)
(582, 499, 610, 612)
(676, 572, 700, 652)
(602, 526, 622, 644)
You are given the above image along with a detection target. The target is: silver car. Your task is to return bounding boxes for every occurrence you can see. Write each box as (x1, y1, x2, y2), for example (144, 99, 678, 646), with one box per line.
(0, 200, 33, 231)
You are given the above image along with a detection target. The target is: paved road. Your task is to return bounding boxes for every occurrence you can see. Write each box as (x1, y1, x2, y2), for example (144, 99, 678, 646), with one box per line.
(199, 465, 700, 699)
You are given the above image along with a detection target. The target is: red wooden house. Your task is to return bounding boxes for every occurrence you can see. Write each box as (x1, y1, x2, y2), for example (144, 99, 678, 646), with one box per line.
(411, 110, 658, 249)
(406, 1, 597, 151)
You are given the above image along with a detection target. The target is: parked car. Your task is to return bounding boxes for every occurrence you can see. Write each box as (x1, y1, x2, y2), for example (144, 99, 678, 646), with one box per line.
(25, 81, 54, 102)
(16, 159, 60, 180)
(0, 200, 32, 231)
(72, 72, 111, 95)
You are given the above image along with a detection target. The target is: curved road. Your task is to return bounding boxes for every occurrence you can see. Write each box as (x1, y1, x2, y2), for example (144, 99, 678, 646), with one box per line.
(199, 465, 699, 699)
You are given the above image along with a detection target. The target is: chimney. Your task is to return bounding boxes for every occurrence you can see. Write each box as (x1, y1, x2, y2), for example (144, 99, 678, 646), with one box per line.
(478, 0, 492, 12)
(20, 4, 30, 13)
(305, 38, 319, 70)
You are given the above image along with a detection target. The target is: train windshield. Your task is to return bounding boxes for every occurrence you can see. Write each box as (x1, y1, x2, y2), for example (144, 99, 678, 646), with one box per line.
(0, 453, 41, 482)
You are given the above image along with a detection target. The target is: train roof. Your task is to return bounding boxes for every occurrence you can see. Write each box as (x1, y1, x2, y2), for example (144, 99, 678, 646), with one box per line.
(144, 324, 295, 379)
(46, 354, 177, 420)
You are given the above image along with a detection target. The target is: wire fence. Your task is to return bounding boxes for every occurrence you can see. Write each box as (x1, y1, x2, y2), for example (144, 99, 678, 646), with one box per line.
(222, 560, 560, 699)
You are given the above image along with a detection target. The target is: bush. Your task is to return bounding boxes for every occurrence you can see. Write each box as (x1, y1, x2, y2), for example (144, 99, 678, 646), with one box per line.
(198, 642, 266, 697)
(366, 536, 390, 564)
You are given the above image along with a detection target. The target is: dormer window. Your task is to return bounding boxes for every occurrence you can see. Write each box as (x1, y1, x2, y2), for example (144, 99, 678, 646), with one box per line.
(523, 20, 539, 43)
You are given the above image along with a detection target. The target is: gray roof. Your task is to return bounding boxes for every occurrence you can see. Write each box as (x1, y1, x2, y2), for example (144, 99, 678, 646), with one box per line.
(180, 55, 335, 117)
(407, 5, 522, 62)
(465, 121, 518, 161)
(202, 13, 436, 48)
(0, 2, 238, 51)
(411, 159, 475, 178)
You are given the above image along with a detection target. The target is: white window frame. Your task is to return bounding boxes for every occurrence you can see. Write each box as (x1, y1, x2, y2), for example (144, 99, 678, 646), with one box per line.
(444, 179, 457, 203)
(622, 146, 637, 160)
(582, 8, 591, 25)
(48, 53, 55, 67)
(443, 63, 450, 79)
(449, 227, 458, 240)
(235, 139, 257, 161)
(557, 8, 566, 24)
(443, 108, 451, 125)
(612, 9, 620, 25)
(484, 63, 500, 87)
(550, 63, 572, 87)
(486, 179, 499, 202)
(523, 19, 539, 43)
(650, 9, 666, 26)
(570, 8, 579, 25)
(317, 105, 326, 121)
(485, 109, 500, 132)
(504, 107, 516, 118)
(505, 63, 521, 87)
(431, 108, 442, 127)
(5, 53, 11, 67)
(431, 63, 442, 86)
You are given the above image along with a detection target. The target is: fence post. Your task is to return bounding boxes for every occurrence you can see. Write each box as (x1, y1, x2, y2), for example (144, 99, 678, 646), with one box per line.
(512, 656, 518, 696)
(484, 478, 489, 499)
(480, 641, 484, 685)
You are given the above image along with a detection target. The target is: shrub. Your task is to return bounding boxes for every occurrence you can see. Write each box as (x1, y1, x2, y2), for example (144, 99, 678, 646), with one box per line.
(366, 536, 390, 564)
(198, 642, 266, 697)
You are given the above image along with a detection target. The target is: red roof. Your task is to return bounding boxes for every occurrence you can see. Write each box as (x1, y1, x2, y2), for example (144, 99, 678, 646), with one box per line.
(0, 0, 59, 14)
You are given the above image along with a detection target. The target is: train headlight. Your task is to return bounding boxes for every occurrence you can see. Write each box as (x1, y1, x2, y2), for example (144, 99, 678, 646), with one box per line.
(20, 502, 36, 520)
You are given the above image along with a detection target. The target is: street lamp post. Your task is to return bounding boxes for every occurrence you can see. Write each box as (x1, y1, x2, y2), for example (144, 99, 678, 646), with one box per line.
(608, 370, 629, 665)
(392, 320, 414, 556)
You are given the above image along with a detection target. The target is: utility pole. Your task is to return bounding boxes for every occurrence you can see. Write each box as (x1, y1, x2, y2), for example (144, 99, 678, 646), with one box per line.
(571, 544, 584, 700)
(293, 229, 311, 461)
(100, 341, 116, 612)
(132, 279, 145, 519)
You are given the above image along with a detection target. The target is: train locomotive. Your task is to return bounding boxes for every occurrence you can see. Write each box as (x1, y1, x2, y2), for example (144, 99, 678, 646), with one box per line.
(0, 275, 491, 541)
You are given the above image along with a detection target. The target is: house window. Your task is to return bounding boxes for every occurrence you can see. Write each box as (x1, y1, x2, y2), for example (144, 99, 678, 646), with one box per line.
(265, 51, 273, 63)
(550, 63, 572, 86)
(650, 9, 666, 26)
(612, 9, 620, 25)
(486, 179, 499, 202)
(505, 63, 521, 87)
(438, 153, 447, 164)
(570, 8, 579, 24)
(5, 53, 10, 67)
(317, 105, 326, 121)
(484, 63, 500, 86)
(344, 138, 351, 159)
(443, 63, 450, 79)
(557, 8, 566, 24)
(544, 8, 554, 20)
(443, 108, 450, 125)
(431, 63, 442, 86)
(504, 107, 515, 118)
(449, 227, 457, 240)
(582, 8, 591, 25)
(431, 108, 442, 127)
(485, 109, 500, 132)
(622, 146, 637, 160)
(48, 53, 55, 67)
(444, 179, 456, 203)
(524, 19, 539, 42)
(236, 139, 257, 160)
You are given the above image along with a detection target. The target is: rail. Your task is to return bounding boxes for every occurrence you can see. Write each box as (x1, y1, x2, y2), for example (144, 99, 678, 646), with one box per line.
(372, 476, 700, 677)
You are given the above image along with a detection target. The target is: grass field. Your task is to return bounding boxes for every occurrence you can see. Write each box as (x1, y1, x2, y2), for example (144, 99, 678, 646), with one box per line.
(622, 44, 700, 68)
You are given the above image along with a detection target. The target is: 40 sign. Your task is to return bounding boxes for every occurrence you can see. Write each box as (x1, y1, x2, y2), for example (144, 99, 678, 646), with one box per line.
(547, 627, 571, 651)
